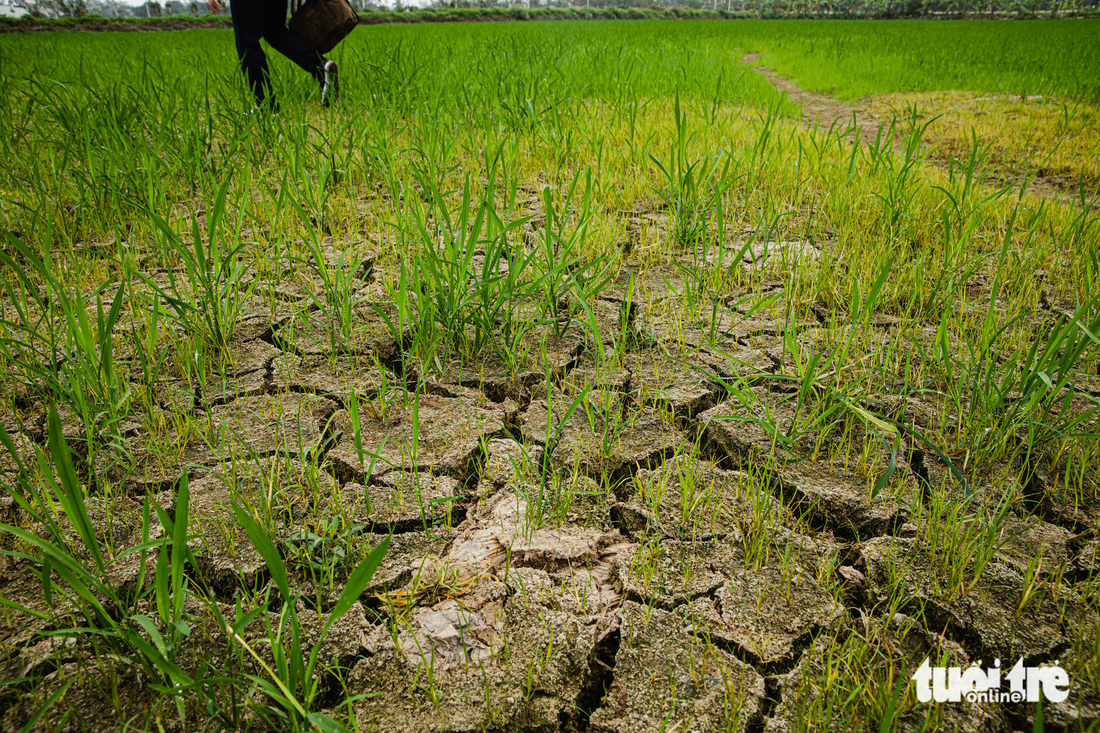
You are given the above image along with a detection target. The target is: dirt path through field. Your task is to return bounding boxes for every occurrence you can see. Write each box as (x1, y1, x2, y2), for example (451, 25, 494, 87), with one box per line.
(741, 52, 886, 146)
(742, 53, 1096, 208)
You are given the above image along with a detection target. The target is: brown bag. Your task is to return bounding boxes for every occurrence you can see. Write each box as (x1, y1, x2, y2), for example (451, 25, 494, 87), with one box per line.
(288, 0, 357, 55)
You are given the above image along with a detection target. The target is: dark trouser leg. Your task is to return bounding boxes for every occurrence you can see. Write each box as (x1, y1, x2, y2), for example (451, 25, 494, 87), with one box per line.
(230, 0, 271, 104)
(262, 0, 327, 83)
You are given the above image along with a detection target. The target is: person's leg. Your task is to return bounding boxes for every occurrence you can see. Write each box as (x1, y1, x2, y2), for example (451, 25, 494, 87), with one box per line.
(261, 0, 326, 82)
(229, 0, 272, 104)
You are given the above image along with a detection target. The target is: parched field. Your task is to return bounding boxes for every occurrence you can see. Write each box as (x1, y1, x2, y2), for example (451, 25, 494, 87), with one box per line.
(0, 19, 1098, 733)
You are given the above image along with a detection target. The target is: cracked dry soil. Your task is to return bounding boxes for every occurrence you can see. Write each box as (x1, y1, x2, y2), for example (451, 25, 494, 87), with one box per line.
(0, 240, 1098, 733)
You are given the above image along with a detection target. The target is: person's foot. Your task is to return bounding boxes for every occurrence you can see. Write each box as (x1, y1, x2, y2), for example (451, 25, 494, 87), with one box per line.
(321, 60, 339, 107)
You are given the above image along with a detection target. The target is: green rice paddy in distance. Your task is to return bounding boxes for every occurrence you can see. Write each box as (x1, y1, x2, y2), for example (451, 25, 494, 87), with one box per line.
(2, 19, 1096, 115)
(1, 19, 1097, 245)
(732, 19, 1100, 102)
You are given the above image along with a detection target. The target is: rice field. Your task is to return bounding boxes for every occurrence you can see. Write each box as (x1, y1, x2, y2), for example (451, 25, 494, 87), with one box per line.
(0, 18, 1098, 733)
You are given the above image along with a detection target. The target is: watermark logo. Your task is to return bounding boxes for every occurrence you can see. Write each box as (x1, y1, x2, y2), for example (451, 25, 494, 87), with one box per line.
(911, 657, 1069, 703)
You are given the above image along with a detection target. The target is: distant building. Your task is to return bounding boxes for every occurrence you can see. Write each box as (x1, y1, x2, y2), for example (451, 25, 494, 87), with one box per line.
(0, 0, 30, 17)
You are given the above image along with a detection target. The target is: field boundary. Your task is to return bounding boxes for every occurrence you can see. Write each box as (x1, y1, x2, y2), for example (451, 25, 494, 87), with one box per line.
(3, 8, 1099, 33)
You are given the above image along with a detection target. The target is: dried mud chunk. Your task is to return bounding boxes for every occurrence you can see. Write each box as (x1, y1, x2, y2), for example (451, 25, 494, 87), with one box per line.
(349, 598, 596, 732)
(278, 307, 400, 360)
(209, 393, 336, 458)
(446, 490, 615, 578)
(627, 351, 725, 417)
(617, 538, 740, 610)
(310, 243, 375, 280)
(222, 294, 301, 333)
(398, 596, 507, 670)
(359, 529, 456, 595)
(630, 292, 672, 342)
(0, 428, 35, 475)
(436, 324, 585, 403)
(776, 462, 909, 538)
(860, 537, 1067, 661)
(202, 368, 267, 406)
(993, 516, 1074, 575)
(588, 406, 686, 475)
(0, 557, 79, 645)
(704, 393, 911, 537)
(518, 387, 594, 448)
(502, 566, 559, 607)
(188, 473, 236, 518)
(552, 471, 618, 529)
(629, 455, 783, 539)
(694, 561, 845, 668)
(1041, 494, 1100, 535)
(300, 601, 370, 669)
(253, 279, 313, 304)
(551, 541, 633, 616)
(326, 391, 506, 482)
(501, 542, 633, 618)
(918, 456, 1028, 508)
(718, 341, 780, 377)
(4, 660, 158, 733)
(797, 326, 893, 364)
(728, 333, 786, 376)
(640, 305, 743, 350)
(725, 313, 790, 343)
(481, 437, 543, 487)
(740, 240, 821, 274)
(589, 296, 634, 343)
(521, 397, 685, 476)
(1023, 462, 1100, 531)
(126, 435, 219, 493)
(224, 336, 280, 375)
(875, 393, 947, 430)
(340, 471, 459, 529)
(699, 395, 800, 463)
(589, 600, 764, 733)
(18, 636, 80, 679)
(271, 352, 395, 398)
(51, 404, 95, 448)
(186, 459, 325, 587)
(154, 377, 197, 415)
(566, 346, 631, 394)
(1075, 536, 1100, 577)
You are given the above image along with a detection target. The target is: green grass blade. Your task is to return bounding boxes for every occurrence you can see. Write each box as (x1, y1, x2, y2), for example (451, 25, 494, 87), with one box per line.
(232, 501, 291, 603)
(46, 407, 104, 572)
(322, 535, 390, 638)
(19, 678, 75, 733)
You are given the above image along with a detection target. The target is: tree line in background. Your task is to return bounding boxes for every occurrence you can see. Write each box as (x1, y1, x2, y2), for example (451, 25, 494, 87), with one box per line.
(8, 0, 1098, 22)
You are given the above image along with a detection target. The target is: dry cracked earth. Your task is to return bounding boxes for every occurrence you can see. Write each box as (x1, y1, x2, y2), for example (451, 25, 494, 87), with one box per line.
(0, 239, 1098, 733)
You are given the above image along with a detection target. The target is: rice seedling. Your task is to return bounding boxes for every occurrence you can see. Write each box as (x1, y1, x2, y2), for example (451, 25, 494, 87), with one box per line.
(0, 235, 130, 471)
(141, 175, 258, 351)
(231, 502, 389, 732)
(0, 412, 242, 728)
(649, 96, 734, 249)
